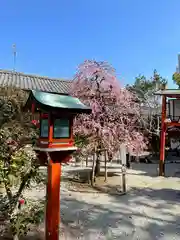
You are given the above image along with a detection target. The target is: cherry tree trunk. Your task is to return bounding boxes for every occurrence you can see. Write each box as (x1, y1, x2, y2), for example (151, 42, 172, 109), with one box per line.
(126, 153, 131, 169)
(13, 234, 19, 240)
(86, 155, 88, 167)
(95, 152, 101, 177)
(104, 150, 107, 182)
(91, 152, 96, 186)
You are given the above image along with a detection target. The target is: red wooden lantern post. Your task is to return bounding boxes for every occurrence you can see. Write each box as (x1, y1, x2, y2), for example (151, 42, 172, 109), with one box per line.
(25, 91, 91, 239)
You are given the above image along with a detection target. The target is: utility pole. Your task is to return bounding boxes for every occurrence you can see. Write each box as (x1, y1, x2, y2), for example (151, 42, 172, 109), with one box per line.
(12, 44, 17, 72)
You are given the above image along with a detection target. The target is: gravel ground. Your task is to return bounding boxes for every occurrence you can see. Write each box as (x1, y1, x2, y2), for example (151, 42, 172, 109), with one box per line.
(22, 163, 180, 239)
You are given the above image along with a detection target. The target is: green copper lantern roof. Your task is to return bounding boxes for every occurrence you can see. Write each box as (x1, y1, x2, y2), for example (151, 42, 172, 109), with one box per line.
(31, 90, 91, 113)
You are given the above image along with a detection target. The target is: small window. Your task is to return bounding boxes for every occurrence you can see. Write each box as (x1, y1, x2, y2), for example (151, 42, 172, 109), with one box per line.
(40, 119, 49, 138)
(53, 118, 70, 138)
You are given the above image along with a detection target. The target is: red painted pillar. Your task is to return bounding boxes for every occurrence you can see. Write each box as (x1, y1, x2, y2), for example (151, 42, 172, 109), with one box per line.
(46, 158, 61, 240)
(31, 101, 35, 114)
(159, 95, 166, 176)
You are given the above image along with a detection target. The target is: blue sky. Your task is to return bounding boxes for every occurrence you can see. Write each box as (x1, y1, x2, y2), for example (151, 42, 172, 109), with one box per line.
(0, 0, 180, 88)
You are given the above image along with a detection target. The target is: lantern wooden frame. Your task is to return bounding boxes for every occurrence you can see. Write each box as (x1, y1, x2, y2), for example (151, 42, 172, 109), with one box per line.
(38, 112, 74, 149)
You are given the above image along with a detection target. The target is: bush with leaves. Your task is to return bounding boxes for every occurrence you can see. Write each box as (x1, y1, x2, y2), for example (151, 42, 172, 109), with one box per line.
(0, 87, 45, 239)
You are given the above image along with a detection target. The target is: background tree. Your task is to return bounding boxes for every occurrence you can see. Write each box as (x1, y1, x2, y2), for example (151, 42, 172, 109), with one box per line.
(172, 72, 180, 88)
(127, 69, 167, 105)
(0, 87, 44, 239)
(127, 70, 167, 154)
(71, 60, 147, 182)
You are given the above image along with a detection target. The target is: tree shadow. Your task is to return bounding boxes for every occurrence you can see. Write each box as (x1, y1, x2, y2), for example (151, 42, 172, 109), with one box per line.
(1, 178, 180, 239)
(59, 185, 180, 239)
(129, 162, 180, 178)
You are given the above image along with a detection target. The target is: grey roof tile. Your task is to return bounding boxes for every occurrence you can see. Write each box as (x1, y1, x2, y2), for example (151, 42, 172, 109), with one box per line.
(0, 70, 72, 94)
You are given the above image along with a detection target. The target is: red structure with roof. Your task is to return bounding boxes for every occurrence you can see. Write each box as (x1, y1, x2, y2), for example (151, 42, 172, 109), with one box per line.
(155, 89, 180, 176)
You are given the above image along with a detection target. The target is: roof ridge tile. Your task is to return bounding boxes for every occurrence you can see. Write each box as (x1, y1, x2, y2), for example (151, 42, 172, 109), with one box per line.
(0, 69, 72, 94)
(0, 69, 72, 83)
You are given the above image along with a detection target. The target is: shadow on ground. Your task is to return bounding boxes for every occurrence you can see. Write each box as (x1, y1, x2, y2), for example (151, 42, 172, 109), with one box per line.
(1, 185, 180, 239)
(1, 163, 180, 239)
(59, 184, 180, 239)
(129, 162, 180, 178)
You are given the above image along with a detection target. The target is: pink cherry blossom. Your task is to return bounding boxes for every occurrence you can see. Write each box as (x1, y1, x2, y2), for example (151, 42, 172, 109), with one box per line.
(71, 60, 147, 155)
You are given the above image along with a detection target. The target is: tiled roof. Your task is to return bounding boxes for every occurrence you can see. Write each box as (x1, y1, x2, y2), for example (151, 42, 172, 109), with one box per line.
(0, 70, 72, 94)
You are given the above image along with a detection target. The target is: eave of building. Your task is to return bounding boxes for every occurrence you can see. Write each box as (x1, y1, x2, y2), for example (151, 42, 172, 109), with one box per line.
(154, 89, 180, 98)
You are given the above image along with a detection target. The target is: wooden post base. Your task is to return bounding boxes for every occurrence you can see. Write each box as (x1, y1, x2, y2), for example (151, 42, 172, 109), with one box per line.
(159, 160, 165, 176)
(46, 159, 61, 240)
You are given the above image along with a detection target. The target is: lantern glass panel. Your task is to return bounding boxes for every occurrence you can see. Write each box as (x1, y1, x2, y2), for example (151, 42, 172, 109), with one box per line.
(53, 118, 70, 138)
(40, 119, 49, 137)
